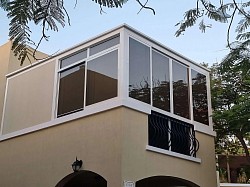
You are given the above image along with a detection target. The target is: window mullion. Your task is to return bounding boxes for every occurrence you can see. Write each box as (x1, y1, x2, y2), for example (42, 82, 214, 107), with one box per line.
(83, 61, 88, 109)
(169, 58, 173, 113)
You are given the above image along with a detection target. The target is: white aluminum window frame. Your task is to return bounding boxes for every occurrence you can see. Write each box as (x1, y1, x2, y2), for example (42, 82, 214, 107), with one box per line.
(0, 26, 215, 143)
(124, 29, 214, 136)
(55, 37, 120, 118)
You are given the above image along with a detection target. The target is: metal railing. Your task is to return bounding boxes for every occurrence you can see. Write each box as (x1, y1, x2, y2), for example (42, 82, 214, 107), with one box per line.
(148, 111, 199, 157)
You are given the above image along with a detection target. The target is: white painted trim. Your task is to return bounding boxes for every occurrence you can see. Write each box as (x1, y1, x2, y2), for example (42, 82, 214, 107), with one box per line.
(122, 98, 151, 114)
(169, 58, 174, 113)
(51, 59, 59, 120)
(0, 97, 152, 142)
(206, 71, 213, 129)
(220, 184, 250, 187)
(58, 58, 87, 72)
(189, 66, 213, 128)
(118, 29, 124, 99)
(6, 58, 54, 78)
(123, 25, 210, 72)
(146, 145, 201, 163)
(150, 46, 153, 107)
(0, 78, 9, 136)
(189, 67, 194, 122)
(194, 123, 216, 137)
(83, 60, 87, 109)
(152, 107, 193, 125)
(86, 45, 119, 62)
(1, 24, 216, 142)
(0, 97, 122, 141)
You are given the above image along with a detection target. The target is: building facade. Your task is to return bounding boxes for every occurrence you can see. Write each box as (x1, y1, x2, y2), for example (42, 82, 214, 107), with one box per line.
(0, 25, 217, 187)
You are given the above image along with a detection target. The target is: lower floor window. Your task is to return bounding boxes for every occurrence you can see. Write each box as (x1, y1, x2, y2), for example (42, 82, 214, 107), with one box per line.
(148, 111, 199, 157)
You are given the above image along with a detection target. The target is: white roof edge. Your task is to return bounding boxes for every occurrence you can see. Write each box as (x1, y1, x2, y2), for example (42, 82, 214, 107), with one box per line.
(7, 23, 210, 77)
(67, 23, 210, 72)
(122, 24, 210, 72)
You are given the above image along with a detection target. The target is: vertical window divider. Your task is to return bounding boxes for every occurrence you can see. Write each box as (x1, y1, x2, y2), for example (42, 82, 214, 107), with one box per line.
(83, 61, 88, 109)
(150, 47, 153, 106)
(119, 29, 126, 99)
(206, 73, 213, 127)
(169, 58, 174, 113)
(52, 58, 60, 120)
(189, 68, 194, 123)
(83, 48, 90, 109)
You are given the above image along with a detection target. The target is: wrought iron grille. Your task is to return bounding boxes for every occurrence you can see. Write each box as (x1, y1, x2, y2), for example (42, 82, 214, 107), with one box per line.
(148, 111, 199, 157)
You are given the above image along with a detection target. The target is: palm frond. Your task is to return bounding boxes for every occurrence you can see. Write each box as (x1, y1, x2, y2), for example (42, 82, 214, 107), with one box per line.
(7, 0, 33, 65)
(92, 0, 128, 8)
(236, 18, 250, 34)
(0, 0, 9, 10)
(6, 0, 68, 64)
(175, 8, 202, 37)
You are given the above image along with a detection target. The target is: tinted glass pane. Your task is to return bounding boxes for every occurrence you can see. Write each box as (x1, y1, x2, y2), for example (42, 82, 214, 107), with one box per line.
(90, 35, 120, 56)
(191, 70, 209, 125)
(57, 63, 85, 116)
(60, 50, 87, 68)
(152, 50, 170, 111)
(172, 61, 190, 119)
(86, 50, 118, 105)
(129, 38, 150, 104)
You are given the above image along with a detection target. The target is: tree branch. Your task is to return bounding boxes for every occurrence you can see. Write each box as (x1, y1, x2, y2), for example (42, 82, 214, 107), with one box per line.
(136, 0, 155, 15)
(227, 7, 237, 50)
(232, 0, 250, 19)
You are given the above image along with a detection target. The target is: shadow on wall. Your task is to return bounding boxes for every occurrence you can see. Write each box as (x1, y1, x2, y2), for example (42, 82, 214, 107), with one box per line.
(55, 170, 107, 187)
(136, 176, 200, 187)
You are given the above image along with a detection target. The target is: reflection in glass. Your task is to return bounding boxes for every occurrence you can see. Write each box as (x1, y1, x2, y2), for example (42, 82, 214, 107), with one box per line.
(129, 38, 151, 104)
(57, 63, 85, 116)
(191, 70, 209, 125)
(152, 50, 170, 111)
(90, 35, 120, 56)
(86, 50, 118, 105)
(172, 61, 190, 119)
(60, 50, 87, 68)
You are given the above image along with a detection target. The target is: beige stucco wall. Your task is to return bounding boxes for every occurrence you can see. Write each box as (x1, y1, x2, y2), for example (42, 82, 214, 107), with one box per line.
(0, 107, 216, 187)
(2, 60, 56, 134)
(7, 42, 48, 74)
(0, 41, 48, 128)
(120, 107, 217, 187)
(0, 108, 123, 187)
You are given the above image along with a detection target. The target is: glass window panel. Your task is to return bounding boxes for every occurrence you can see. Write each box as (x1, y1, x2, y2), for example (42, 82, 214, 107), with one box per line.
(86, 50, 118, 105)
(60, 50, 87, 68)
(129, 38, 151, 104)
(172, 61, 190, 119)
(152, 50, 170, 111)
(90, 35, 120, 56)
(191, 70, 209, 125)
(57, 63, 85, 116)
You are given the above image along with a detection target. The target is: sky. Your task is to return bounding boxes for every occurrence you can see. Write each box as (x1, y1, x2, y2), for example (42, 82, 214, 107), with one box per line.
(0, 1, 234, 65)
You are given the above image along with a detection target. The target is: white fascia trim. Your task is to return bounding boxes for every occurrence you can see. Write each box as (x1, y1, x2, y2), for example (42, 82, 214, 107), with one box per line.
(0, 95, 215, 141)
(6, 58, 52, 78)
(146, 145, 201, 163)
(220, 184, 250, 187)
(0, 98, 151, 141)
(122, 98, 151, 114)
(0, 98, 123, 141)
(194, 123, 216, 137)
